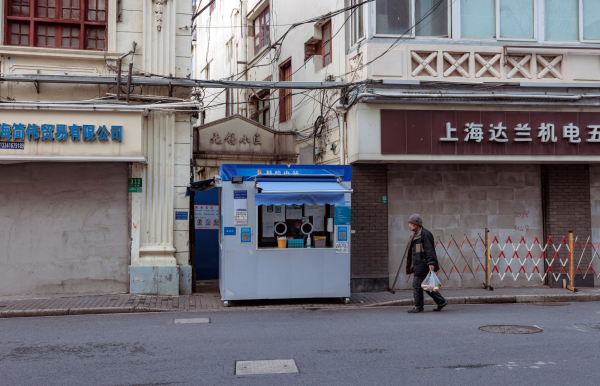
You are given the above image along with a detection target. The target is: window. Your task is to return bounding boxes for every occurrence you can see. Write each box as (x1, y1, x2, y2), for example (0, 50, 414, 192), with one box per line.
(279, 59, 292, 123)
(461, 0, 534, 40)
(375, 0, 449, 37)
(376, 0, 410, 35)
(351, 0, 365, 44)
(251, 91, 270, 127)
(317, 21, 332, 67)
(209, 0, 216, 14)
(226, 40, 233, 63)
(545, 0, 600, 41)
(499, 0, 534, 39)
(257, 204, 334, 249)
(415, 0, 448, 37)
(461, 0, 495, 38)
(5, 0, 107, 50)
(253, 6, 270, 55)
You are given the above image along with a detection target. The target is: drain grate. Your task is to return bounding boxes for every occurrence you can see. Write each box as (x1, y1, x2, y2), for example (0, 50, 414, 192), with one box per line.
(479, 325, 543, 334)
(235, 360, 299, 375)
(529, 302, 570, 307)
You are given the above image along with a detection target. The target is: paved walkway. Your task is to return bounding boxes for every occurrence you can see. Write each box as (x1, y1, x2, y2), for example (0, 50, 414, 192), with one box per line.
(1, 282, 599, 318)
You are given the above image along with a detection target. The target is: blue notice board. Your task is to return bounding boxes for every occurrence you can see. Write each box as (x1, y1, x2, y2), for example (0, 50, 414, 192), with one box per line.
(334, 205, 351, 225)
(175, 211, 188, 220)
(224, 227, 237, 236)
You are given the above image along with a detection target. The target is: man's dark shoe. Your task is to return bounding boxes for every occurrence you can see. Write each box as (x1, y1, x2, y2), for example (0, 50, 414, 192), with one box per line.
(407, 307, 424, 313)
(433, 301, 448, 312)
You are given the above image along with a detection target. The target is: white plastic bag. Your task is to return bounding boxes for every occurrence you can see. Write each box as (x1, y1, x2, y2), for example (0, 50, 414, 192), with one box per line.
(421, 271, 442, 292)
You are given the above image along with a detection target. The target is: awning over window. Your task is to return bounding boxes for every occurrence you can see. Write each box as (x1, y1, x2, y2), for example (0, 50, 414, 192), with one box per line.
(255, 180, 352, 206)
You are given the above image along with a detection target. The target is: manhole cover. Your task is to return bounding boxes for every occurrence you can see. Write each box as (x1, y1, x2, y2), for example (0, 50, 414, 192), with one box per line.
(235, 359, 299, 375)
(529, 302, 570, 307)
(479, 325, 542, 334)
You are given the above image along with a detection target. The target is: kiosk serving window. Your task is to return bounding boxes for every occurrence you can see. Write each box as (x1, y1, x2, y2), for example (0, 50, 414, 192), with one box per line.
(257, 204, 333, 249)
(254, 175, 352, 250)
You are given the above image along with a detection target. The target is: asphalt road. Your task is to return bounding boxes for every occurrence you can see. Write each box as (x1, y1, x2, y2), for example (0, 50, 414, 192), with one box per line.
(1, 303, 599, 386)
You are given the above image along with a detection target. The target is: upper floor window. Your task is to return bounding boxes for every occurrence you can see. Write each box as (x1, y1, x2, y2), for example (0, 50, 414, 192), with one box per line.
(279, 58, 292, 123)
(545, 0, 600, 41)
(351, 0, 365, 44)
(5, 0, 107, 50)
(253, 6, 270, 55)
(317, 21, 332, 66)
(461, 0, 534, 40)
(251, 91, 270, 127)
(376, 0, 449, 38)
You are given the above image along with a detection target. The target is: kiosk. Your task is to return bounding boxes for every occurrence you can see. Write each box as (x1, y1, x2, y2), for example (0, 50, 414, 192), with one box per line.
(217, 164, 353, 305)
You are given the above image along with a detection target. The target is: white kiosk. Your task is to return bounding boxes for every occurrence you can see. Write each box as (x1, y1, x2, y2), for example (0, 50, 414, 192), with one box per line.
(217, 164, 353, 305)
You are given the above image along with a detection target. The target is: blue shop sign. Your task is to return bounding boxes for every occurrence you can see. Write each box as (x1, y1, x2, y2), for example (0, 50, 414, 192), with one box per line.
(220, 164, 352, 181)
(224, 227, 236, 236)
(0, 123, 123, 143)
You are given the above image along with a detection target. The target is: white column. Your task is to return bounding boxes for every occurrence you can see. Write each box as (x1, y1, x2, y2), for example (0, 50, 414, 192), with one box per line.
(134, 112, 177, 266)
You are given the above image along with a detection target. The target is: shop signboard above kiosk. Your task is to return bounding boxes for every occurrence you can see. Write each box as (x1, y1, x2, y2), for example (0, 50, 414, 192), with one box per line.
(217, 164, 353, 305)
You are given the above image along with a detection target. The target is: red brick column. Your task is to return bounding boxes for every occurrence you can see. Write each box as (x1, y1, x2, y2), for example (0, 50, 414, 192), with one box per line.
(543, 164, 593, 287)
(351, 164, 389, 292)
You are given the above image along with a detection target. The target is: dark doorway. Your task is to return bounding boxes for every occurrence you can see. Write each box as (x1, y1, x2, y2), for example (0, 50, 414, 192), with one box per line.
(194, 188, 220, 280)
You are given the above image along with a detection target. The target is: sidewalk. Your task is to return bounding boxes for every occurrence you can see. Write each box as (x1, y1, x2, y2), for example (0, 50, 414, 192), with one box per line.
(1, 283, 599, 318)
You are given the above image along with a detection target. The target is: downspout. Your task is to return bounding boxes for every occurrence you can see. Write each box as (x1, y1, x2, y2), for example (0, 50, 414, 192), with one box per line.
(240, 0, 248, 118)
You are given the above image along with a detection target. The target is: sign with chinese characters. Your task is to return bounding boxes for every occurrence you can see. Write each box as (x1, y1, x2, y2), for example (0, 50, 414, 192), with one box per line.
(195, 204, 219, 230)
(128, 178, 142, 193)
(211, 132, 261, 145)
(381, 110, 600, 156)
(0, 123, 123, 143)
(0, 110, 144, 161)
(234, 190, 248, 226)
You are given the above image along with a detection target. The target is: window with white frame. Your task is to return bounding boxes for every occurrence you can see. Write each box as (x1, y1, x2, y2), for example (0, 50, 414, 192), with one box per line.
(375, 0, 449, 37)
(461, 0, 535, 40)
(351, 0, 365, 44)
(545, 0, 600, 41)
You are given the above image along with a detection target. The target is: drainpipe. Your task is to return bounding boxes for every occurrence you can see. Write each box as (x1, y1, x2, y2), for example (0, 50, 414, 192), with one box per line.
(240, 0, 248, 117)
(336, 106, 348, 165)
(116, 42, 137, 101)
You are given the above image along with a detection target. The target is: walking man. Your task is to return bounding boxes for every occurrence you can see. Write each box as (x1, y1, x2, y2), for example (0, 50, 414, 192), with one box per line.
(405, 214, 448, 313)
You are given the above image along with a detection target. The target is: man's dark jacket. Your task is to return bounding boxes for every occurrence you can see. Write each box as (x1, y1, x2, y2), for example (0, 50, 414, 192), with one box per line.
(405, 228, 440, 276)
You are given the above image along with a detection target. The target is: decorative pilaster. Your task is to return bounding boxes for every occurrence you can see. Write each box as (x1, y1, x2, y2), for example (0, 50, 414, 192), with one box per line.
(144, 0, 177, 76)
(132, 112, 176, 266)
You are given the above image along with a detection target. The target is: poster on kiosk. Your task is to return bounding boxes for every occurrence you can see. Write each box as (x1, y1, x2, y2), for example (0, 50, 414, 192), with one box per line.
(217, 164, 353, 305)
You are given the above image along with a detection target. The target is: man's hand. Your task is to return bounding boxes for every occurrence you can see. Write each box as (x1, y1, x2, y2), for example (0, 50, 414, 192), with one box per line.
(429, 265, 435, 271)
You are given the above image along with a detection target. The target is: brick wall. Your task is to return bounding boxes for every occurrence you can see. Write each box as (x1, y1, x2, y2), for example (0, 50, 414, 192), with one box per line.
(543, 165, 593, 285)
(351, 164, 389, 291)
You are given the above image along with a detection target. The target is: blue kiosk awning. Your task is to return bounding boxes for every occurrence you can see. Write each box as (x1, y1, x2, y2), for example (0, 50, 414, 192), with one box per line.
(255, 180, 352, 206)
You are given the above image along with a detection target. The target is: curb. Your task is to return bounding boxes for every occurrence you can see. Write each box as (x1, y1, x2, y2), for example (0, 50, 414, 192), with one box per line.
(0, 306, 170, 319)
(365, 293, 600, 308)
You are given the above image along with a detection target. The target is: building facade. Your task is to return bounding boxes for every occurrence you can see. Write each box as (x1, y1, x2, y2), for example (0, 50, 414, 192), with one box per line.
(194, 0, 600, 291)
(0, 0, 195, 296)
